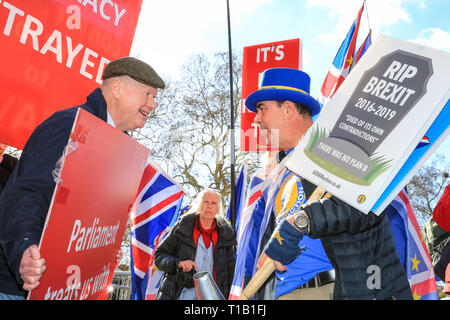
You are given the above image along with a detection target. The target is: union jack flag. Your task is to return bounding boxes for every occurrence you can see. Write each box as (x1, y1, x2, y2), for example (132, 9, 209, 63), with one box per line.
(236, 171, 264, 243)
(130, 160, 184, 300)
(416, 136, 430, 149)
(387, 188, 439, 300)
(229, 159, 292, 300)
(229, 172, 265, 299)
(319, 3, 364, 106)
(350, 30, 372, 72)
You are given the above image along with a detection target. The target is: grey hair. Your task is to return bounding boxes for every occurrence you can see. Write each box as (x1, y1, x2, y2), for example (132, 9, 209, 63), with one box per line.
(189, 188, 224, 218)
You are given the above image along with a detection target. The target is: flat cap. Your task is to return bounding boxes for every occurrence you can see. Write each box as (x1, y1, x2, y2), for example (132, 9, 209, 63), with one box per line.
(102, 57, 166, 89)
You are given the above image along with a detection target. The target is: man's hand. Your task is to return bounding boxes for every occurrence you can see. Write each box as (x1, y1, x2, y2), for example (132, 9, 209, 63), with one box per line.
(19, 245, 46, 291)
(257, 252, 287, 272)
(177, 260, 197, 273)
(262, 218, 305, 266)
(286, 215, 297, 230)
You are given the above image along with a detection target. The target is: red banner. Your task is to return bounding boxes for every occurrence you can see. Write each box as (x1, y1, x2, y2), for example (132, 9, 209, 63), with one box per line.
(0, 0, 142, 150)
(28, 109, 148, 300)
(240, 38, 302, 152)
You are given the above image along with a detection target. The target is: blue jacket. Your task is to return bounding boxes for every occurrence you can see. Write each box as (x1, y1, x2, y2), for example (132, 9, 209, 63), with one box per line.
(0, 88, 107, 297)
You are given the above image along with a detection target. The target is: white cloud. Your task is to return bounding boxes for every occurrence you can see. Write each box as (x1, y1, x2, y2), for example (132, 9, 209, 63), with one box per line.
(409, 28, 450, 51)
(306, 0, 423, 45)
(130, 0, 272, 79)
(302, 52, 313, 74)
(230, 0, 273, 20)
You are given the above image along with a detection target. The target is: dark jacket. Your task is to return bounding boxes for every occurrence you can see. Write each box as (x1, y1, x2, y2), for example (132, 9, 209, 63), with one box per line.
(261, 178, 412, 300)
(0, 88, 108, 297)
(154, 213, 236, 300)
(302, 180, 412, 300)
(0, 154, 19, 194)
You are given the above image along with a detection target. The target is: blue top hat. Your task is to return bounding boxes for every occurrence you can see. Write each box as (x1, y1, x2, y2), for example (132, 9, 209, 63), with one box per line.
(245, 68, 321, 116)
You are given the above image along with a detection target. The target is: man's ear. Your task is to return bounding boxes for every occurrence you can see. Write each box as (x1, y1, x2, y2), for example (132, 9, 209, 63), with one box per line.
(284, 101, 297, 120)
(109, 77, 123, 100)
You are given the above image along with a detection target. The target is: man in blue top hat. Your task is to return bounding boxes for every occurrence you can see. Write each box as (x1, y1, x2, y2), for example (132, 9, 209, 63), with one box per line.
(245, 68, 412, 300)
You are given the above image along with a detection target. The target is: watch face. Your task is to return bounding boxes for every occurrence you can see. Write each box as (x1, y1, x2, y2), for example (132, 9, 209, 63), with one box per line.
(295, 214, 308, 230)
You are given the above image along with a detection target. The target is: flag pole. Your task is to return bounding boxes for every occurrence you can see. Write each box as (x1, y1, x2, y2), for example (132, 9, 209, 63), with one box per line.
(226, 0, 236, 231)
(364, 0, 372, 32)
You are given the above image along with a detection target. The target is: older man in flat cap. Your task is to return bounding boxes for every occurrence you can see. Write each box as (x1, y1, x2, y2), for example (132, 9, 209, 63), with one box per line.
(0, 57, 165, 300)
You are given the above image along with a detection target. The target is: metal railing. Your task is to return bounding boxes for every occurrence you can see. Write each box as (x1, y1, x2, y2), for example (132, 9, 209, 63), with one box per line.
(107, 270, 450, 300)
(108, 270, 131, 300)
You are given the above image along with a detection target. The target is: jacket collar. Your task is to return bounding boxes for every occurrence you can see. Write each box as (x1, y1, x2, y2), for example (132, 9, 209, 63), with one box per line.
(84, 88, 108, 122)
(84, 88, 129, 135)
(175, 213, 236, 247)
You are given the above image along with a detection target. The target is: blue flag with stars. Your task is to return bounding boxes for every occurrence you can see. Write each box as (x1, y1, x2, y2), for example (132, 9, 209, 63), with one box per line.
(387, 188, 439, 300)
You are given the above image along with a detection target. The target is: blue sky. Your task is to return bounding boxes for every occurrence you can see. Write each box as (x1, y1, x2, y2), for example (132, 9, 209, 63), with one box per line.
(131, 0, 449, 165)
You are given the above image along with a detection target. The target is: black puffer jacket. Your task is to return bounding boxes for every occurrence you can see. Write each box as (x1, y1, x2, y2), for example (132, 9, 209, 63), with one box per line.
(261, 178, 413, 300)
(154, 213, 236, 300)
(302, 179, 413, 300)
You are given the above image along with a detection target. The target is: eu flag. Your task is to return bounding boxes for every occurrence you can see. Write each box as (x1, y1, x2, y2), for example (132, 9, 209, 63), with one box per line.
(387, 188, 439, 300)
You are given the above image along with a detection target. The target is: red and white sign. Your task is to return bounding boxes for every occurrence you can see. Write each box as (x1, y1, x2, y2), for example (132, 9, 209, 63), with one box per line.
(28, 109, 148, 300)
(0, 0, 142, 150)
(240, 38, 302, 152)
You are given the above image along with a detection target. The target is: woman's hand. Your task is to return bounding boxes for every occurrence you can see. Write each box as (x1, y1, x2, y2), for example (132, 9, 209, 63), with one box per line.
(177, 260, 197, 272)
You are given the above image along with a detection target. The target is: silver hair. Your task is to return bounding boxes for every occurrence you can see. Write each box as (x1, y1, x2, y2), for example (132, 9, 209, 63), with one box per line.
(189, 188, 224, 218)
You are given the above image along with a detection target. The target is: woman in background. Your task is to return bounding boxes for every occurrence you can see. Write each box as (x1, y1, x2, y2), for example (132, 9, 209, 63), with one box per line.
(154, 189, 236, 300)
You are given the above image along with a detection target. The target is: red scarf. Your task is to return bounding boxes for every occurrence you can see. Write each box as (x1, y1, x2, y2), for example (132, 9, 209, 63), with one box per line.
(193, 217, 217, 249)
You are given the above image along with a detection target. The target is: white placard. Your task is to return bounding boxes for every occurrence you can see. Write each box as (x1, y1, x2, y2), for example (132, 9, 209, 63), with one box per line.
(286, 34, 450, 214)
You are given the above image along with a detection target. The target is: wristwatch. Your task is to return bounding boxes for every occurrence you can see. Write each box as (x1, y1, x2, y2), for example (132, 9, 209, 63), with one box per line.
(293, 210, 309, 232)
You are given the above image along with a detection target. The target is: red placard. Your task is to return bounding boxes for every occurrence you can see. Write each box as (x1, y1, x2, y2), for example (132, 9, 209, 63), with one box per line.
(28, 109, 148, 300)
(0, 0, 142, 150)
(240, 38, 302, 151)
